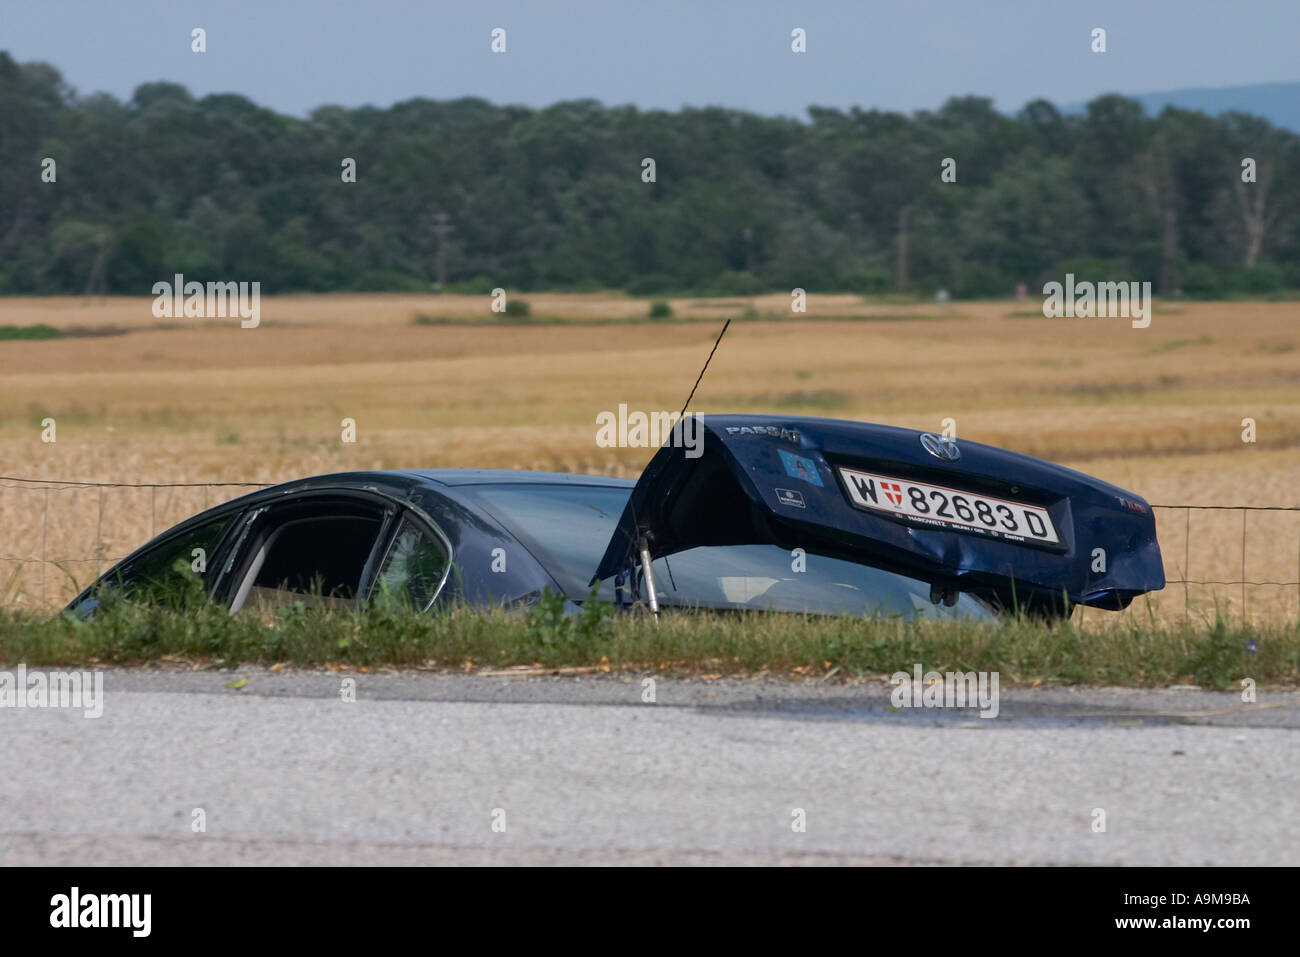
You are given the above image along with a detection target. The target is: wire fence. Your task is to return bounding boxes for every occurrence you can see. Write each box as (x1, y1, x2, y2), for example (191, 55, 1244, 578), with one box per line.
(2, 475, 1299, 621)
(0, 475, 270, 609)
(1161, 503, 1300, 625)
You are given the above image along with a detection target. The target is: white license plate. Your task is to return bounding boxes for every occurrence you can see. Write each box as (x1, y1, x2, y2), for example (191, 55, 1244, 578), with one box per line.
(837, 467, 1061, 545)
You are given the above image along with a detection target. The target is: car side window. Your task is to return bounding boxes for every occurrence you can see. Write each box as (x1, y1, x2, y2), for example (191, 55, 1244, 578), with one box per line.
(105, 516, 231, 606)
(229, 509, 386, 613)
(371, 516, 449, 610)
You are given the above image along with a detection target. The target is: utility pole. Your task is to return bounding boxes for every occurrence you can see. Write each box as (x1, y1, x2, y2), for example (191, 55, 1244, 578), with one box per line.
(894, 207, 910, 293)
(84, 230, 110, 302)
(431, 212, 454, 289)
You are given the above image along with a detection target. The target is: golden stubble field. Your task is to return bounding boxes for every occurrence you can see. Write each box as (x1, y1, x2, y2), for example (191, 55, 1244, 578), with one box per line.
(2, 292, 1298, 622)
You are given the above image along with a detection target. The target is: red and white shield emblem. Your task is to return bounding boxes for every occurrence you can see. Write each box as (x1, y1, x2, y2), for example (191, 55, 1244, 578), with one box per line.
(883, 482, 903, 506)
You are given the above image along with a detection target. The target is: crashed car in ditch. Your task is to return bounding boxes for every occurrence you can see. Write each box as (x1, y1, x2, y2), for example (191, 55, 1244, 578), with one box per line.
(66, 415, 1165, 621)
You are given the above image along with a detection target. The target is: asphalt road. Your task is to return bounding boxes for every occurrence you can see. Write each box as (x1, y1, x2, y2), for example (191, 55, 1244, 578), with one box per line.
(1, 669, 1296, 865)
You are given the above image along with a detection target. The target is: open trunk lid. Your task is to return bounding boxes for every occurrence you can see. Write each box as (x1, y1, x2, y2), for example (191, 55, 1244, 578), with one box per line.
(592, 415, 1164, 613)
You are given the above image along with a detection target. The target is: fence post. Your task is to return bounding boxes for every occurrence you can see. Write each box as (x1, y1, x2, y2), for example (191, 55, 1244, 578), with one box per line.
(1183, 507, 1190, 622)
(1241, 508, 1247, 626)
(95, 486, 105, 577)
(40, 488, 49, 608)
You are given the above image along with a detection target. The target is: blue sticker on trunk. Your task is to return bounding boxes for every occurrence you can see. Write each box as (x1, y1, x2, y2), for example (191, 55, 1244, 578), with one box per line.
(778, 449, 823, 487)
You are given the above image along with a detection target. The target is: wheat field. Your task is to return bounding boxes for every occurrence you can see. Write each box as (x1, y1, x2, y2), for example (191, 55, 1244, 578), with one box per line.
(2, 293, 1298, 621)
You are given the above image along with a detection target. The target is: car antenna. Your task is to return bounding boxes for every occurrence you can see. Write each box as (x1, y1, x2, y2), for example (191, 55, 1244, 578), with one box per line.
(635, 318, 732, 619)
(679, 318, 731, 419)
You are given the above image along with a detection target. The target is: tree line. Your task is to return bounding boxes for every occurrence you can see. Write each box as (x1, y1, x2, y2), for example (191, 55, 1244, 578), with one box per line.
(2, 51, 1297, 298)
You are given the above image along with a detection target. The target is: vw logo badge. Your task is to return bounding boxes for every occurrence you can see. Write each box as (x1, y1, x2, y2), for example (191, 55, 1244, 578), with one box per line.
(920, 433, 961, 462)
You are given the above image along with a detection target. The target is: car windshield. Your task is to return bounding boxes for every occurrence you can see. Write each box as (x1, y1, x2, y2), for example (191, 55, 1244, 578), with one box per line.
(463, 482, 992, 620)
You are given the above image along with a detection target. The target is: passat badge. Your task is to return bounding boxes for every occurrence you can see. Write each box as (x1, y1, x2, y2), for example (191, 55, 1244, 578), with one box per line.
(920, 433, 961, 462)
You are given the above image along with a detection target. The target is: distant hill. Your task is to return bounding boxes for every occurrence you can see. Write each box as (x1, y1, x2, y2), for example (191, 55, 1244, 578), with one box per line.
(1060, 81, 1300, 131)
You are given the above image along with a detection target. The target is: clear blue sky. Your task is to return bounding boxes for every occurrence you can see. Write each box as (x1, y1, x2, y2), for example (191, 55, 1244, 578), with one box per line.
(3, 0, 1298, 117)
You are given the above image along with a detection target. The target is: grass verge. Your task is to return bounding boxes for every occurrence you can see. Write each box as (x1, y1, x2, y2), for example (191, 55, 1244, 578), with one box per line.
(1, 592, 1297, 687)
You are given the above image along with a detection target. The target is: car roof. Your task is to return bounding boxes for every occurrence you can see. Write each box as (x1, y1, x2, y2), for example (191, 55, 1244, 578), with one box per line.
(396, 468, 635, 488)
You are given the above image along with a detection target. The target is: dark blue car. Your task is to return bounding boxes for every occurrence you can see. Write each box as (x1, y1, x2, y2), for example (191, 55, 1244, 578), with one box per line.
(67, 415, 1165, 621)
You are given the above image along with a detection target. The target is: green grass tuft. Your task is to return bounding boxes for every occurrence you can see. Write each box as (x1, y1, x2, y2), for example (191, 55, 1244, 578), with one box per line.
(0, 324, 62, 341)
